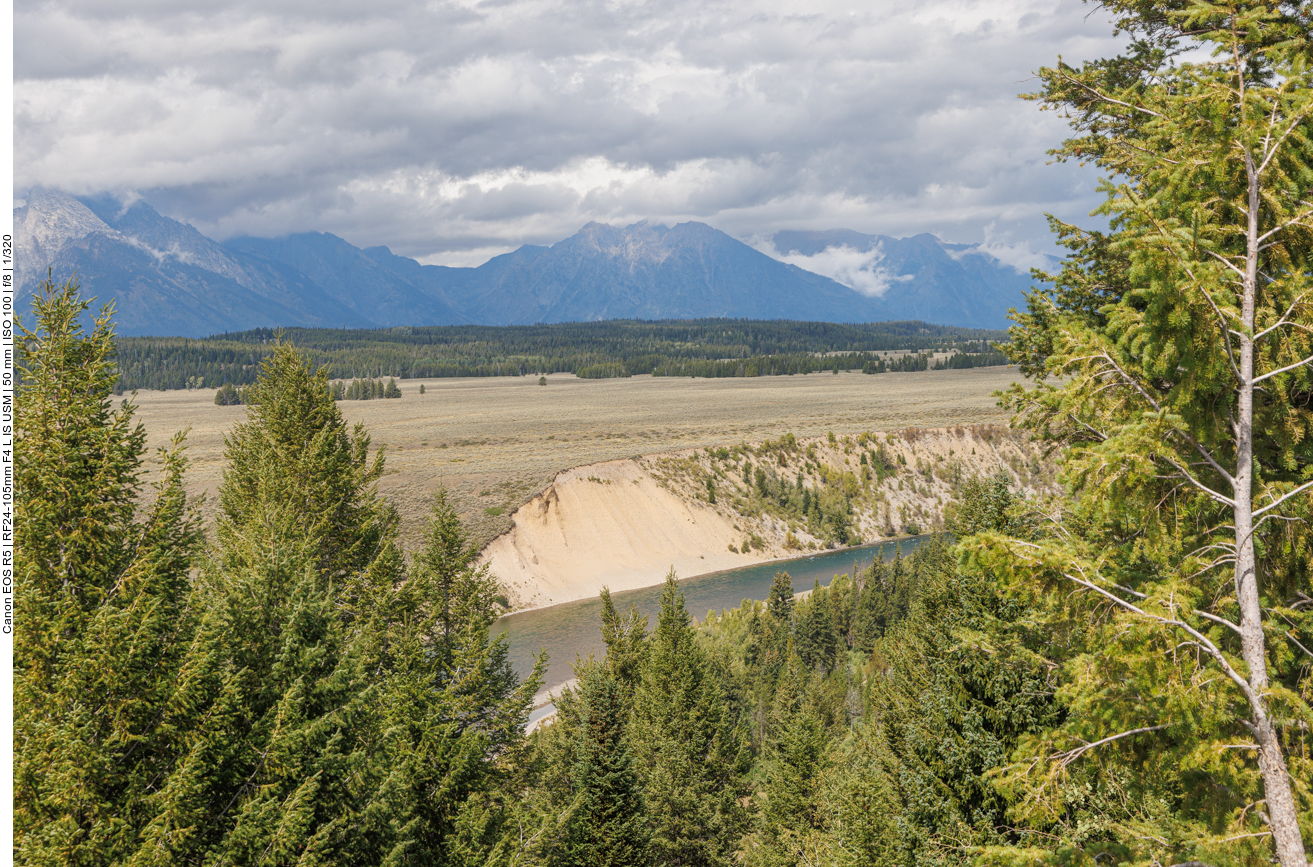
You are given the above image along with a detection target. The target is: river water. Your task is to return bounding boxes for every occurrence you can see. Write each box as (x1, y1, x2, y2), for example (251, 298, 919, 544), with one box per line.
(493, 535, 929, 695)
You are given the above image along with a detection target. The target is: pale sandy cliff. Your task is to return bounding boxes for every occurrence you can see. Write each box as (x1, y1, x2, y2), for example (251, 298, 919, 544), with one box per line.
(482, 425, 1053, 612)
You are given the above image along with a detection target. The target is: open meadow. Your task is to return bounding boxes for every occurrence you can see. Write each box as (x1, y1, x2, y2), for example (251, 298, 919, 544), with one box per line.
(131, 366, 1025, 550)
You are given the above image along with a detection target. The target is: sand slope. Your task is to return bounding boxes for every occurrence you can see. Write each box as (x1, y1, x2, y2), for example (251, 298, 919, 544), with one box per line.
(483, 425, 1052, 611)
(483, 459, 761, 610)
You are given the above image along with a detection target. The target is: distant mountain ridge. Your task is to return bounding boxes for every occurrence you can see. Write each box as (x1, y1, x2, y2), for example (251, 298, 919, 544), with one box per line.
(772, 229, 1049, 330)
(15, 189, 1044, 336)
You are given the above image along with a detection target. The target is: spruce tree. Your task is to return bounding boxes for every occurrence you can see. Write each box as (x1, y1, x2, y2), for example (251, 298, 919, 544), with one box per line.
(218, 340, 395, 584)
(561, 661, 650, 867)
(977, 0, 1313, 860)
(599, 587, 649, 692)
(794, 583, 839, 674)
(631, 571, 749, 867)
(14, 278, 205, 865)
(149, 341, 396, 862)
(766, 571, 795, 622)
(357, 489, 542, 863)
(747, 655, 830, 867)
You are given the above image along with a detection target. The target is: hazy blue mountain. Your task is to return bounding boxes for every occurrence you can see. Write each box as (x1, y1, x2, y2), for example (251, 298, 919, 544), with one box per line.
(15, 189, 1043, 335)
(225, 232, 469, 327)
(449, 221, 871, 324)
(14, 189, 370, 336)
(772, 229, 1050, 328)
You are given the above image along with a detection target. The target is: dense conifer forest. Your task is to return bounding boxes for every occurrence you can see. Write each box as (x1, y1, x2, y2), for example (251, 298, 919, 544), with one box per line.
(109, 319, 1009, 391)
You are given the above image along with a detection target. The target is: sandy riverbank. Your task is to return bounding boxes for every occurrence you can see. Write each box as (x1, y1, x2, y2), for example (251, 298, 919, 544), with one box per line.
(482, 424, 1052, 612)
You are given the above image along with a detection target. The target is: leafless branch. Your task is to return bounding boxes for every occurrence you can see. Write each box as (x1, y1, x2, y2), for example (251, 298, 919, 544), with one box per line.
(1252, 479, 1313, 517)
(1052, 724, 1170, 768)
(1252, 354, 1313, 385)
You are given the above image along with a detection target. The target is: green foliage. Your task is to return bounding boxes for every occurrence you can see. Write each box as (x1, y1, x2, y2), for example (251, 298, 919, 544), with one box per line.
(22, 332, 544, 865)
(795, 584, 840, 674)
(599, 588, 650, 692)
(631, 572, 750, 867)
(946, 471, 1032, 539)
(213, 381, 244, 404)
(848, 546, 1063, 867)
(217, 342, 395, 583)
(745, 656, 831, 867)
(14, 277, 205, 865)
(339, 376, 402, 400)
(766, 571, 795, 621)
(977, 1, 1313, 862)
(561, 662, 651, 867)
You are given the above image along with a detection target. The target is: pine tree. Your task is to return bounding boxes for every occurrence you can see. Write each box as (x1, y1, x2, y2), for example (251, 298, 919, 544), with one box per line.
(830, 544, 1060, 867)
(218, 341, 395, 584)
(631, 571, 749, 867)
(600, 587, 649, 692)
(14, 278, 206, 865)
(357, 489, 542, 863)
(747, 655, 829, 867)
(143, 341, 396, 862)
(794, 584, 839, 674)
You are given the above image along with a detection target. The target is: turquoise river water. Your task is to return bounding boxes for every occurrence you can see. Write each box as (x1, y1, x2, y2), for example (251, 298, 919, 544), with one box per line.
(493, 535, 929, 696)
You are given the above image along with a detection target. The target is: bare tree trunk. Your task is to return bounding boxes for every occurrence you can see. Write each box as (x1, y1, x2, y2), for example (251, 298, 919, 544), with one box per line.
(1237, 151, 1308, 867)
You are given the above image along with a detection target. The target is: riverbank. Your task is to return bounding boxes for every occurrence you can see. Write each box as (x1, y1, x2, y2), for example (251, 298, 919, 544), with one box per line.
(482, 424, 1053, 612)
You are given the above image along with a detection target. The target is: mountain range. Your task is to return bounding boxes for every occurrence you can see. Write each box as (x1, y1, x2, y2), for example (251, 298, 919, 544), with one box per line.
(15, 188, 1047, 337)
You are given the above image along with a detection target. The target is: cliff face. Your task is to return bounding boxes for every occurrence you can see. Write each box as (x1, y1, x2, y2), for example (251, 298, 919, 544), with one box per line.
(482, 424, 1055, 611)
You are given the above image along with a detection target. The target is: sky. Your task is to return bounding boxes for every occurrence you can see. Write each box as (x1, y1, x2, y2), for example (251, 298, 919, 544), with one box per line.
(15, 0, 1126, 268)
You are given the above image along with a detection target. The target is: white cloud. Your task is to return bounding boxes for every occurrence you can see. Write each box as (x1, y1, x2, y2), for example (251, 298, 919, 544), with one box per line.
(15, 0, 1129, 259)
(956, 222, 1061, 274)
(766, 242, 911, 298)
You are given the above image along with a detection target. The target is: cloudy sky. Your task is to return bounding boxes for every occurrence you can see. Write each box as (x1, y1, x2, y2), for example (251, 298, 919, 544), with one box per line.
(16, 0, 1124, 266)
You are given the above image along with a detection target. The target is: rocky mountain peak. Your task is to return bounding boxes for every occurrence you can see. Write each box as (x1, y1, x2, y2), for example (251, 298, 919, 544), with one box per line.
(14, 188, 121, 287)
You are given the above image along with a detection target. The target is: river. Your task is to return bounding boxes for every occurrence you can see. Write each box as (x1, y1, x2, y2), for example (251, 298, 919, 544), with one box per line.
(493, 535, 929, 696)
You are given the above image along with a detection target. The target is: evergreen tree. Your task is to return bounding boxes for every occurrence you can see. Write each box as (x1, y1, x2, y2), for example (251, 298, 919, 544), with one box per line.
(747, 656, 830, 867)
(631, 571, 749, 867)
(977, 0, 1313, 861)
(143, 341, 539, 864)
(561, 662, 651, 867)
(766, 571, 795, 622)
(14, 278, 206, 866)
(147, 341, 399, 862)
(794, 584, 839, 674)
(217, 341, 395, 583)
(599, 587, 649, 692)
(357, 489, 542, 863)
(829, 545, 1060, 867)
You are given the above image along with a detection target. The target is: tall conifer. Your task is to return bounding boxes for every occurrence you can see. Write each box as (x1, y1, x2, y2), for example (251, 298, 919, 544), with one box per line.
(14, 279, 205, 865)
(561, 661, 650, 867)
(631, 571, 749, 867)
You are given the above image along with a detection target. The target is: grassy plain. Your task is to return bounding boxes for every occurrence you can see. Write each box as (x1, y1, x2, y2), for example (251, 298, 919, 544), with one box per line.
(130, 367, 1023, 550)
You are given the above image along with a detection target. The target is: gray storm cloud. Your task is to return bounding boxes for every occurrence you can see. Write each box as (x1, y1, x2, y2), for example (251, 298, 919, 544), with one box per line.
(15, 0, 1125, 262)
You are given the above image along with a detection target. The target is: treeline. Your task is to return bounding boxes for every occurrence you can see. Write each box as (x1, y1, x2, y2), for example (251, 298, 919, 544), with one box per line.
(332, 377, 403, 400)
(109, 318, 1009, 391)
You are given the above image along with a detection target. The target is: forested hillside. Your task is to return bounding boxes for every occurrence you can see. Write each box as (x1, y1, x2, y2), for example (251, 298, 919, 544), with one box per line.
(110, 318, 1008, 391)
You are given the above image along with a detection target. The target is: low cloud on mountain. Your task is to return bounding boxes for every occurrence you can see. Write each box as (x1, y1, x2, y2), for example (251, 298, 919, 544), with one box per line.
(17, 0, 1125, 261)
